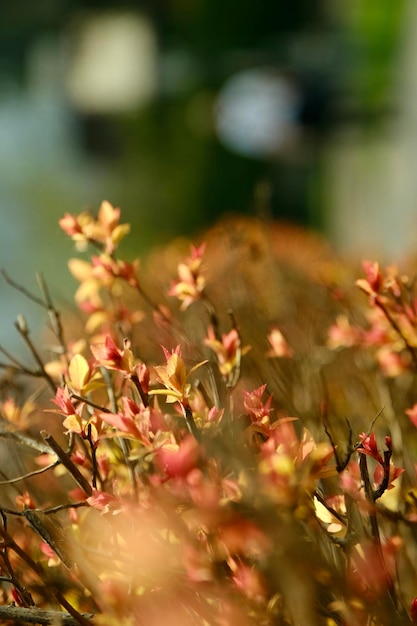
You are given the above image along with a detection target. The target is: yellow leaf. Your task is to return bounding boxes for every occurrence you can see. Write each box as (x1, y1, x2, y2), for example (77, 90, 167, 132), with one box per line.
(166, 353, 180, 379)
(98, 200, 118, 227)
(74, 278, 101, 304)
(111, 223, 131, 246)
(68, 354, 90, 391)
(68, 258, 93, 282)
(63, 414, 84, 435)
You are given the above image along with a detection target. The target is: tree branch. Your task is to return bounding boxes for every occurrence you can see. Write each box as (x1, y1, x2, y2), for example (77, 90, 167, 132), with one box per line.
(0, 604, 94, 625)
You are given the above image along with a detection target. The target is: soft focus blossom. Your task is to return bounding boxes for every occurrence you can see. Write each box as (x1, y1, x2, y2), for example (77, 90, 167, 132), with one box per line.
(327, 315, 362, 349)
(59, 201, 130, 254)
(356, 260, 384, 304)
(204, 326, 250, 380)
(406, 403, 417, 428)
(266, 326, 293, 357)
(168, 243, 206, 310)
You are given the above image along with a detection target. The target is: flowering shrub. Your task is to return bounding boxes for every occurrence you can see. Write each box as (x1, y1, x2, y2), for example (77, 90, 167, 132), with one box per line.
(0, 203, 417, 624)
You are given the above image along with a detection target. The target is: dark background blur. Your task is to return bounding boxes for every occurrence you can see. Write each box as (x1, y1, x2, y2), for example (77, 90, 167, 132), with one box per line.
(0, 1, 414, 340)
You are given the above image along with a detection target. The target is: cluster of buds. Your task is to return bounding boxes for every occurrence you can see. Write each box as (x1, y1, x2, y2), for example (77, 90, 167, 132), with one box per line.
(168, 243, 206, 310)
(59, 200, 130, 254)
(328, 260, 417, 377)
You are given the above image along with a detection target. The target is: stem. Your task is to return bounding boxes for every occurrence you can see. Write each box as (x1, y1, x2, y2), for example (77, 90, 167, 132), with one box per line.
(358, 453, 399, 613)
(0, 524, 92, 625)
(131, 372, 148, 407)
(313, 490, 347, 527)
(358, 454, 381, 541)
(0, 605, 94, 625)
(1, 269, 45, 307)
(36, 272, 67, 358)
(0, 549, 34, 608)
(70, 392, 111, 414)
(87, 423, 100, 490)
(228, 309, 242, 389)
(41, 431, 92, 497)
(182, 403, 201, 441)
(14, 317, 56, 393)
(376, 298, 417, 369)
(101, 368, 137, 495)
(0, 429, 52, 454)
(0, 461, 59, 485)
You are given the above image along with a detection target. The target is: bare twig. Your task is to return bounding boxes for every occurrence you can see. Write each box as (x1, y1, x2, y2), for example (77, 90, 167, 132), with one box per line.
(0, 605, 94, 625)
(0, 461, 59, 485)
(0, 429, 52, 454)
(43, 501, 88, 515)
(130, 372, 148, 407)
(376, 298, 417, 369)
(0, 532, 35, 608)
(69, 392, 111, 414)
(86, 424, 100, 490)
(228, 309, 242, 389)
(0, 523, 92, 625)
(182, 403, 201, 441)
(14, 316, 56, 393)
(313, 490, 347, 526)
(0, 345, 32, 372)
(22, 508, 75, 569)
(1, 269, 45, 308)
(40, 431, 92, 497)
(36, 272, 67, 354)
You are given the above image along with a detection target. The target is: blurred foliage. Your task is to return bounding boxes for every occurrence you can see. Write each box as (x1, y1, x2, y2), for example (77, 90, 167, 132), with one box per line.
(1, 206, 417, 623)
(0, 0, 409, 266)
(344, 0, 406, 115)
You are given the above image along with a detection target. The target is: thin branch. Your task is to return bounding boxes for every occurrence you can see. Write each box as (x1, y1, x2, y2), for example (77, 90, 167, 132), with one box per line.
(203, 296, 220, 341)
(14, 316, 56, 393)
(0, 361, 46, 380)
(70, 392, 111, 414)
(86, 424, 100, 490)
(352, 407, 385, 452)
(0, 345, 32, 372)
(0, 429, 52, 454)
(358, 451, 400, 615)
(228, 309, 242, 389)
(376, 298, 417, 369)
(36, 272, 67, 353)
(313, 490, 347, 526)
(43, 501, 88, 515)
(40, 431, 92, 497)
(135, 283, 172, 326)
(0, 524, 93, 625)
(130, 372, 148, 407)
(0, 507, 24, 517)
(0, 461, 59, 485)
(358, 454, 380, 540)
(22, 508, 75, 569)
(0, 544, 35, 608)
(1, 269, 45, 308)
(0, 605, 94, 625)
(373, 448, 392, 501)
(323, 416, 354, 473)
(182, 403, 201, 441)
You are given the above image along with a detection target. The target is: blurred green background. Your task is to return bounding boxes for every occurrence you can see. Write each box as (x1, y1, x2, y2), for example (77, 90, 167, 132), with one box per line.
(0, 0, 415, 339)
